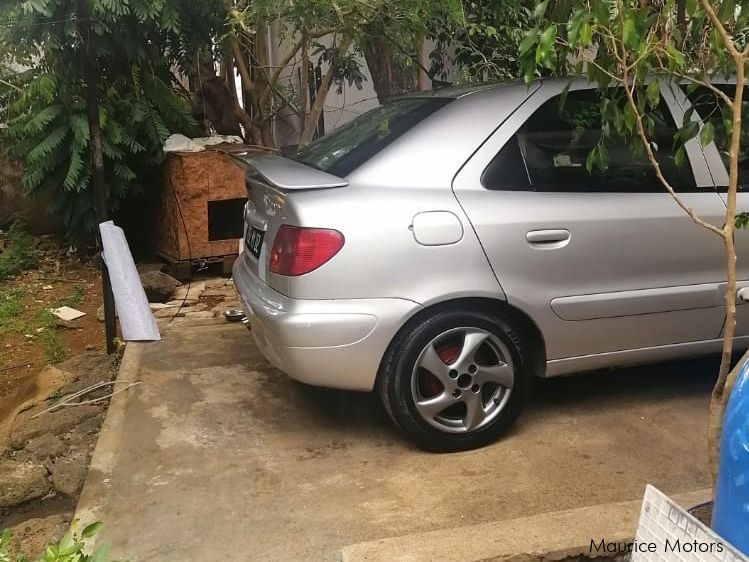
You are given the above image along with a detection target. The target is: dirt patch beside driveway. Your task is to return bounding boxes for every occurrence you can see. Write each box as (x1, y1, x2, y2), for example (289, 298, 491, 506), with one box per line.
(76, 320, 712, 561)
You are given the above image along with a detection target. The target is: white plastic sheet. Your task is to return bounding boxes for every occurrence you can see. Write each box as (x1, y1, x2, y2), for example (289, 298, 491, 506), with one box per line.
(162, 134, 243, 153)
(99, 221, 160, 341)
(163, 134, 204, 153)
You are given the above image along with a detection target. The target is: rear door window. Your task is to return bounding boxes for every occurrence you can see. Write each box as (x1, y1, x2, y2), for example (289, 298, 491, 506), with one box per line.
(686, 85, 749, 189)
(483, 89, 697, 192)
(292, 98, 452, 177)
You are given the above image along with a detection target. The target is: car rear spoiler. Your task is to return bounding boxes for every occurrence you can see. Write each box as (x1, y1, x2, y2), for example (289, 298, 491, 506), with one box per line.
(231, 152, 349, 190)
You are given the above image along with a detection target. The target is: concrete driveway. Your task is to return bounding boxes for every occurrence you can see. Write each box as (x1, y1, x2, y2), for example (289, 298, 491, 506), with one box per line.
(76, 319, 712, 561)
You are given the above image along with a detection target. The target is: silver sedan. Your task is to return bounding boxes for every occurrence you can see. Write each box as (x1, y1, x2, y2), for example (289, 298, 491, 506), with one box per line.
(233, 78, 748, 451)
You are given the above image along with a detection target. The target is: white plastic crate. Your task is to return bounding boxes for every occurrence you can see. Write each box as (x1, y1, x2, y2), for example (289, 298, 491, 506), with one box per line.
(631, 485, 747, 562)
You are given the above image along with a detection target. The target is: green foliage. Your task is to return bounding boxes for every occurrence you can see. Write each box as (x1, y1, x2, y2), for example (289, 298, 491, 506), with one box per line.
(0, 282, 88, 365)
(0, 0, 207, 243)
(35, 308, 67, 363)
(518, 0, 747, 179)
(0, 219, 39, 282)
(59, 284, 85, 308)
(430, 0, 535, 82)
(1, 520, 121, 562)
(0, 286, 25, 333)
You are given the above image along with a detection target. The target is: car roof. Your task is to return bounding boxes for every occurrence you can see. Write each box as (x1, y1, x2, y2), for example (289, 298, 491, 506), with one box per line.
(400, 81, 526, 100)
(409, 75, 741, 100)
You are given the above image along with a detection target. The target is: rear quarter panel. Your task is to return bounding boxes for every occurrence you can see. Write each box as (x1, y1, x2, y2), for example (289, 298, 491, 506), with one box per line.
(278, 183, 504, 305)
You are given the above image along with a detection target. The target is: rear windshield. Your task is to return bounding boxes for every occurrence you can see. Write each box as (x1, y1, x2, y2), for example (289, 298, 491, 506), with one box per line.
(292, 97, 452, 177)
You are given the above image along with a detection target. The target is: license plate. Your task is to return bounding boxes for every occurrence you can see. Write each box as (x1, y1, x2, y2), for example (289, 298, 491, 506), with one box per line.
(246, 227, 265, 259)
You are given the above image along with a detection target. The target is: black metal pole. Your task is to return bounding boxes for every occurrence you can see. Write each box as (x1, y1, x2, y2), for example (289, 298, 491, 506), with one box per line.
(77, 0, 117, 354)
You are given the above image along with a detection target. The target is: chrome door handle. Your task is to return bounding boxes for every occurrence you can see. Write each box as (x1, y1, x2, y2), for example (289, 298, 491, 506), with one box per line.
(526, 229, 571, 244)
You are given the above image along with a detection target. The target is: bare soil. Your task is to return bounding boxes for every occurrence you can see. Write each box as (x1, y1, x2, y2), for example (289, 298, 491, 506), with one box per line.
(0, 238, 118, 559)
(1, 238, 105, 403)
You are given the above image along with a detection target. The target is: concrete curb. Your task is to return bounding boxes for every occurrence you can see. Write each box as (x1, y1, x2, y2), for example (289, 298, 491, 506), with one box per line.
(73, 341, 146, 529)
(338, 488, 711, 562)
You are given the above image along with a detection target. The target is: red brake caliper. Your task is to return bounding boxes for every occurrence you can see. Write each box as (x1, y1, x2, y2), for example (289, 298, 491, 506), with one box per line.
(421, 343, 460, 398)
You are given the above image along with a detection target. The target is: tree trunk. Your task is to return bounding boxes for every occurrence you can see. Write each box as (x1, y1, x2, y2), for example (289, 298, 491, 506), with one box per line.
(360, 23, 416, 103)
(298, 32, 310, 144)
(706, 62, 746, 486)
(229, 36, 268, 146)
(417, 31, 427, 92)
(77, 0, 116, 354)
(299, 35, 353, 146)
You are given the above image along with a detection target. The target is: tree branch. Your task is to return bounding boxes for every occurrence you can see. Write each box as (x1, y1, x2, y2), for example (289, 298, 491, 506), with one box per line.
(700, 0, 741, 59)
(618, 35, 725, 237)
(269, 27, 334, 87)
(230, 35, 257, 94)
(299, 34, 354, 146)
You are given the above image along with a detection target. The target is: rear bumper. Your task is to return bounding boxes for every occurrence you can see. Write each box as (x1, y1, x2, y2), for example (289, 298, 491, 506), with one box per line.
(232, 254, 421, 391)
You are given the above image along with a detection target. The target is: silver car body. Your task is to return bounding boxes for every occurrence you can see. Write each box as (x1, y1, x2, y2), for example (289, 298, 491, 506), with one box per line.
(233, 77, 749, 391)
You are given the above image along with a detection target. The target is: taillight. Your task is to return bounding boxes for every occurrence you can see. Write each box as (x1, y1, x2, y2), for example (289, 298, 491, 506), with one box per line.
(268, 225, 345, 276)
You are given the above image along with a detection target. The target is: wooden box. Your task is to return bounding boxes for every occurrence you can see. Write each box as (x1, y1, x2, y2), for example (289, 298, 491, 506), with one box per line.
(153, 149, 247, 263)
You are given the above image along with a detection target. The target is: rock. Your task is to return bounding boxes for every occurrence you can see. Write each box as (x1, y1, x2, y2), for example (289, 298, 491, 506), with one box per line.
(8, 515, 70, 561)
(95, 305, 118, 322)
(0, 460, 51, 507)
(136, 262, 167, 275)
(24, 434, 66, 460)
(140, 270, 180, 303)
(49, 457, 87, 496)
(10, 405, 102, 449)
(36, 365, 76, 390)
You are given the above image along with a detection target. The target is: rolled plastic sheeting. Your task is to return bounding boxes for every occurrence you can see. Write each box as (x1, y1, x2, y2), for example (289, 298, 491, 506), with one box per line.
(99, 221, 160, 341)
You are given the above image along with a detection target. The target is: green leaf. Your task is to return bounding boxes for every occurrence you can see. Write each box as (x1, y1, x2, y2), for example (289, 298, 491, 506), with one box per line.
(624, 103, 636, 132)
(580, 22, 593, 45)
(646, 80, 660, 108)
(57, 531, 77, 556)
(567, 11, 585, 46)
(623, 16, 638, 49)
(81, 521, 104, 540)
(718, 0, 735, 22)
(519, 28, 538, 56)
(666, 44, 686, 70)
(597, 143, 610, 169)
(735, 212, 749, 229)
(533, 0, 550, 19)
(675, 146, 685, 168)
(724, 117, 733, 136)
(700, 121, 715, 146)
(677, 120, 700, 144)
(686, 0, 698, 16)
(539, 24, 557, 50)
(586, 147, 597, 172)
(593, 1, 610, 22)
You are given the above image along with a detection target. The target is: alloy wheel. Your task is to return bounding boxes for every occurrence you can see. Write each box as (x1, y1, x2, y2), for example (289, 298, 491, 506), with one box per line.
(410, 327, 515, 434)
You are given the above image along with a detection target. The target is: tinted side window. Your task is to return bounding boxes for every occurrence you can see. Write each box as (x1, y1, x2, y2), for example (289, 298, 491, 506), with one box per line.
(686, 85, 749, 189)
(484, 89, 697, 193)
(482, 136, 531, 190)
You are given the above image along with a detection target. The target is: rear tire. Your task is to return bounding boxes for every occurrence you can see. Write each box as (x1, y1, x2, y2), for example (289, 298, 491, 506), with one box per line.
(378, 309, 531, 452)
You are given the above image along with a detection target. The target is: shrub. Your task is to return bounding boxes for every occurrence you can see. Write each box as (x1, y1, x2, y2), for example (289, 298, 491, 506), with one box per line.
(0, 220, 39, 282)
